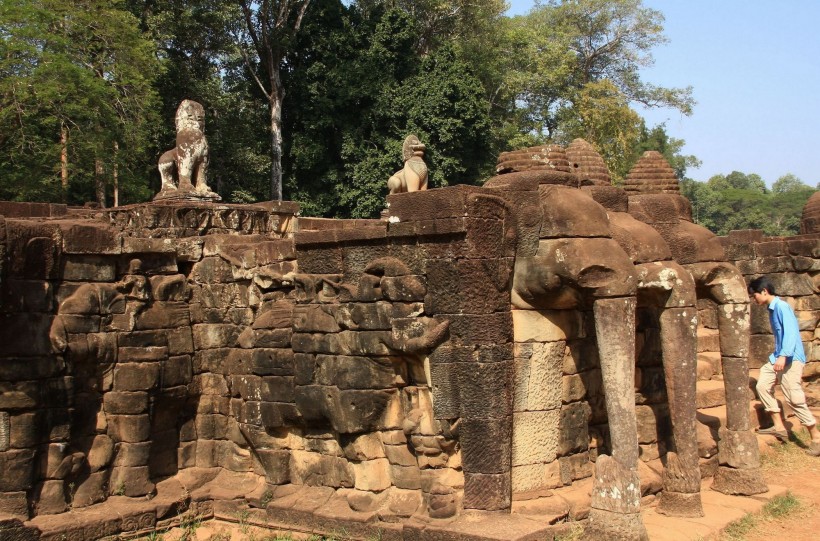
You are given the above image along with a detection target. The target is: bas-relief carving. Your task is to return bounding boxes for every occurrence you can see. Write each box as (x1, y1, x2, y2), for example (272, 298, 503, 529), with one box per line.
(0, 412, 9, 452)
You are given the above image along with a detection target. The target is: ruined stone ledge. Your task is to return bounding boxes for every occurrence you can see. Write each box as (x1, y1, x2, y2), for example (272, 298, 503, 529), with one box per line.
(387, 185, 511, 224)
(720, 230, 820, 259)
(295, 225, 388, 247)
(105, 201, 298, 238)
(297, 217, 384, 231)
(387, 217, 470, 239)
(11, 466, 793, 541)
(387, 186, 482, 221)
(0, 202, 67, 219)
(204, 479, 790, 541)
(725, 229, 764, 245)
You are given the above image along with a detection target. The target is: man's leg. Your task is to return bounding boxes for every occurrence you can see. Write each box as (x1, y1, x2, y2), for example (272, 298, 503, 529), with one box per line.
(755, 362, 785, 431)
(779, 361, 820, 452)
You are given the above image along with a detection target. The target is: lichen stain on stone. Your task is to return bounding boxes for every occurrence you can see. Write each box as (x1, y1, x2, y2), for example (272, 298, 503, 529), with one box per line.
(638, 267, 678, 291)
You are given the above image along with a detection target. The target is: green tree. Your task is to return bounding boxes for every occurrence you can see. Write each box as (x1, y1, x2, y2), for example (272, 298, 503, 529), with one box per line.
(707, 171, 767, 193)
(341, 43, 492, 217)
(682, 172, 815, 236)
(237, 0, 312, 201)
(283, 3, 492, 217)
(556, 79, 642, 182)
(545, 0, 693, 111)
(0, 0, 161, 205)
(488, 0, 694, 177)
(772, 173, 812, 194)
(356, 0, 507, 56)
(630, 122, 700, 180)
(770, 174, 815, 235)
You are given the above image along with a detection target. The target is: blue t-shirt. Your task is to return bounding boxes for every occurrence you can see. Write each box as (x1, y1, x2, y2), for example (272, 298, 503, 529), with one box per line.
(768, 297, 806, 364)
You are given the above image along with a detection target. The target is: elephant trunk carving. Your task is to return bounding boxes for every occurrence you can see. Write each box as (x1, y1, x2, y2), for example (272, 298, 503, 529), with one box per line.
(686, 262, 767, 495)
(508, 186, 648, 540)
(635, 262, 703, 517)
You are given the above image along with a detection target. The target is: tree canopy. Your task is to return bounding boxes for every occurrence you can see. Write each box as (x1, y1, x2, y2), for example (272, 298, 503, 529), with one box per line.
(682, 172, 816, 236)
(0, 0, 813, 236)
(444, 0, 696, 186)
(0, 0, 161, 204)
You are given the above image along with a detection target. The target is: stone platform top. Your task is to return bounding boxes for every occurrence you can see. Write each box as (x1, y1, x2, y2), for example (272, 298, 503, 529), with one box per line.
(104, 200, 299, 238)
(297, 217, 384, 231)
(0, 201, 68, 218)
(0, 200, 301, 240)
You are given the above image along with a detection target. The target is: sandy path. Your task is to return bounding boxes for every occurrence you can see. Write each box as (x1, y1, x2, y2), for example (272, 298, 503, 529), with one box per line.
(725, 430, 820, 541)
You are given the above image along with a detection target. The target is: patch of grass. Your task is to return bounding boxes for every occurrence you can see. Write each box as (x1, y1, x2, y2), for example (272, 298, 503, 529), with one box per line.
(145, 531, 165, 541)
(251, 535, 332, 541)
(236, 509, 251, 535)
(553, 522, 583, 541)
(760, 427, 819, 472)
(722, 513, 757, 540)
(720, 492, 802, 540)
(761, 491, 800, 517)
(317, 527, 349, 541)
(169, 493, 204, 541)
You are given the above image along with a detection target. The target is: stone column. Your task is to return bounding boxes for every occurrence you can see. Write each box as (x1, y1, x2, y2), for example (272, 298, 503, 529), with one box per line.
(585, 296, 648, 541)
(685, 263, 767, 495)
(656, 307, 703, 517)
(712, 302, 767, 495)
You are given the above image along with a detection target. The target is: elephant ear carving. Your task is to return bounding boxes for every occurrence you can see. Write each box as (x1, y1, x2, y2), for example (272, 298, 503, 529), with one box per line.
(576, 264, 620, 290)
(364, 257, 412, 277)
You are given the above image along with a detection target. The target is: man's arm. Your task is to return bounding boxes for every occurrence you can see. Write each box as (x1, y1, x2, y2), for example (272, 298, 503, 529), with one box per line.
(773, 302, 800, 371)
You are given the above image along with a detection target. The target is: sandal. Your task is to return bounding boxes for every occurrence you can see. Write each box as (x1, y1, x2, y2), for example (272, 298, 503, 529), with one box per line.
(756, 426, 788, 440)
(806, 442, 820, 457)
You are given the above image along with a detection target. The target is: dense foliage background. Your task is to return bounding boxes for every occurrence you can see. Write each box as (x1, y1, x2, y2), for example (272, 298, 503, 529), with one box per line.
(1, 0, 815, 232)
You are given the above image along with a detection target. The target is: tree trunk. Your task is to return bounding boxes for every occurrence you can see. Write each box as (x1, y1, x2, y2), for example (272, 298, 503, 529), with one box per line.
(112, 141, 119, 207)
(238, 0, 310, 202)
(95, 157, 106, 208)
(60, 123, 69, 203)
(269, 72, 284, 202)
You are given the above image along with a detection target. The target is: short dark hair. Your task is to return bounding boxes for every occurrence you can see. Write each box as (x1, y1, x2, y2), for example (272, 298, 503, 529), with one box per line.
(748, 276, 776, 295)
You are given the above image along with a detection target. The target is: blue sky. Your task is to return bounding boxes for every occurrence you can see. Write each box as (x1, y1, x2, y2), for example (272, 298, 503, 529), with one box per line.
(507, 1, 820, 186)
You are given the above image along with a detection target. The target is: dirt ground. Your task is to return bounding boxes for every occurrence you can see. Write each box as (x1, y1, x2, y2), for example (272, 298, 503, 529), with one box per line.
(719, 428, 820, 541)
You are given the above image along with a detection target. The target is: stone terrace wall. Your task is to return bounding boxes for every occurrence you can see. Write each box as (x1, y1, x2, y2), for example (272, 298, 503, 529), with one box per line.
(0, 191, 520, 537)
(380, 186, 516, 513)
(0, 201, 297, 526)
(721, 230, 820, 378)
(2, 191, 817, 540)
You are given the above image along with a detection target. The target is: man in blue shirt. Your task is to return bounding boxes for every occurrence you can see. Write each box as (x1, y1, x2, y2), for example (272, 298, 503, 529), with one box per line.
(749, 276, 820, 456)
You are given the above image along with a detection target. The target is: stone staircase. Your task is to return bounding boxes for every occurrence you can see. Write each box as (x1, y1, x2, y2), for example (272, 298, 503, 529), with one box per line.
(694, 356, 820, 473)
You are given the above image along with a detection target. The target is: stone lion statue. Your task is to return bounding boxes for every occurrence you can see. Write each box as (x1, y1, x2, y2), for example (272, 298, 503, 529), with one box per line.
(156, 100, 220, 201)
(388, 135, 428, 194)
